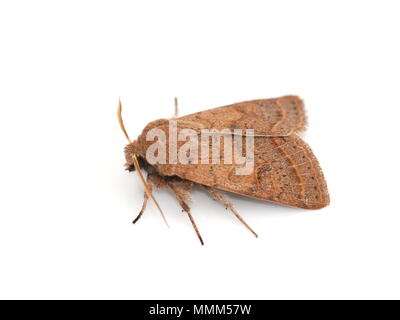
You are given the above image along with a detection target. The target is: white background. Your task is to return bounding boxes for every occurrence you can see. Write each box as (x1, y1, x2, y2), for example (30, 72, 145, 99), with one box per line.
(0, 0, 399, 300)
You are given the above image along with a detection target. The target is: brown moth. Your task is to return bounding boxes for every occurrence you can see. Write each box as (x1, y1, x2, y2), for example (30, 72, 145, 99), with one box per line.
(118, 96, 330, 245)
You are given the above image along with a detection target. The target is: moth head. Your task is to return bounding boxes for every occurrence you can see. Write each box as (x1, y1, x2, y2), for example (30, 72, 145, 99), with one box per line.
(124, 141, 149, 173)
(124, 142, 138, 171)
(117, 99, 169, 227)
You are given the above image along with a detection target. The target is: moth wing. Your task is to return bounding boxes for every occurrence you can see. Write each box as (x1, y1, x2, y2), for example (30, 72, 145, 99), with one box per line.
(178, 95, 306, 136)
(153, 135, 329, 209)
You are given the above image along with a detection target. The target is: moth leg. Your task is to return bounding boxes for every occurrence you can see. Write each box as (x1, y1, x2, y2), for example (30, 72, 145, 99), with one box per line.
(204, 186, 258, 238)
(132, 173, 153, 224)
(136, 172, 204, 245)
(173, 97, 179, 118)
(180, 200, 204, 246)
(166, 179, 204, 246)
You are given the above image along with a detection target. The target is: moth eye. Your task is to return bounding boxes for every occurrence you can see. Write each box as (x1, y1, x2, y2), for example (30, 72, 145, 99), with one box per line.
(127, 164, 136, 172)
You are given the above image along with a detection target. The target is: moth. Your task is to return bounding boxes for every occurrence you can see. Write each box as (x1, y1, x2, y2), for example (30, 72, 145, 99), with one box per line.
(118, 96, 330, 245)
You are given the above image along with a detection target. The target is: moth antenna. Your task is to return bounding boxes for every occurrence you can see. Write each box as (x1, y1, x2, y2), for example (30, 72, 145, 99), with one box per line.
(117, 98, 132, 143)
(173, 97, 179, 118)
(131, 154, 170, 228)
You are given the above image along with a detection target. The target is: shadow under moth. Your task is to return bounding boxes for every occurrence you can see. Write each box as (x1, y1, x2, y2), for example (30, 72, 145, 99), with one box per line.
(118, 96, 330, 245)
